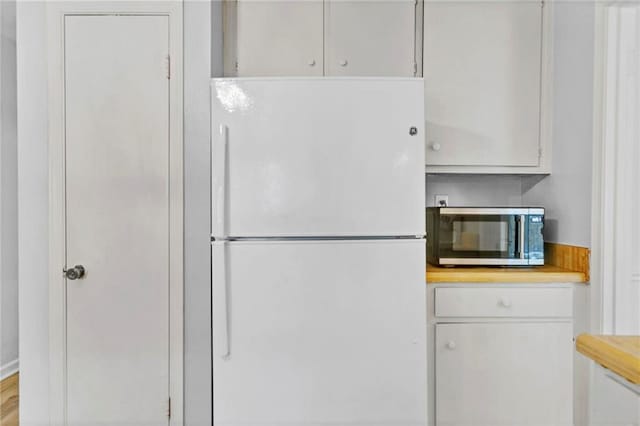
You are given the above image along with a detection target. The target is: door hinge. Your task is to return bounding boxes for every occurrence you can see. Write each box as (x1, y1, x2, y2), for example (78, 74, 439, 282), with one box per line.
(539, 147, 543, 160)
(413, 61, 418, 76)
(167, 397, 171, 418)
(166, 55, 171, 80)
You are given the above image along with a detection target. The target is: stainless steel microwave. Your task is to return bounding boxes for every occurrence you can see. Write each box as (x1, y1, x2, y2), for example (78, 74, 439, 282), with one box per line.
(426, 207, 545, 266)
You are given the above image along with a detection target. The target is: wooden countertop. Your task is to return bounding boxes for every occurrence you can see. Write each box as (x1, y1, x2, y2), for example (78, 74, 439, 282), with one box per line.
(426, 264, 587, 283)
(576, 334, 640, 385)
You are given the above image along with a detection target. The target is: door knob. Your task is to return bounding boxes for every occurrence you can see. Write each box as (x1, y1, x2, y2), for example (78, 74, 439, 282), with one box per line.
(446, 340, 456, 350)
(64, 265, 86, 280)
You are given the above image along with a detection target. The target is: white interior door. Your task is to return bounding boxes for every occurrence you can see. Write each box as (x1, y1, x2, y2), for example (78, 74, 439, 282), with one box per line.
(64, 15, 171, 424)
(211, 78, 425, 238)
(212, 239, 427, 426)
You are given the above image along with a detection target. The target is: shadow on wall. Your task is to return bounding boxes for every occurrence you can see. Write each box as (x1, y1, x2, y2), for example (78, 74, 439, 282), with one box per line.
(425, 174, 532, 207)
(542, 218, 558, 243)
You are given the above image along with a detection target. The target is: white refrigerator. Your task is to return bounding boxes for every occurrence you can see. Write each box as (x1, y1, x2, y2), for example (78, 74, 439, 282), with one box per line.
(211, 78, 426, 426)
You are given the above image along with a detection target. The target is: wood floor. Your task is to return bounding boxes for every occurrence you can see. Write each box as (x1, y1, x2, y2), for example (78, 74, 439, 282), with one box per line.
(0, 373, 18, 426)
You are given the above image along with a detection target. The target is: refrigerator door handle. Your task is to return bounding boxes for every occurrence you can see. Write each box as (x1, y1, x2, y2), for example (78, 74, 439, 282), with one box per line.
(212, 241, 230, 359)
(212, 124, 228, 239)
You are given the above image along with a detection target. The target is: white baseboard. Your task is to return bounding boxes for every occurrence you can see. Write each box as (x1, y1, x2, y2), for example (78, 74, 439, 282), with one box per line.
(0, 359, 19, 380)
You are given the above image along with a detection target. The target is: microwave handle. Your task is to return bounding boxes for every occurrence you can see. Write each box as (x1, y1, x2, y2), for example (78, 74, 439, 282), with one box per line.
(518, 215, 526, 259)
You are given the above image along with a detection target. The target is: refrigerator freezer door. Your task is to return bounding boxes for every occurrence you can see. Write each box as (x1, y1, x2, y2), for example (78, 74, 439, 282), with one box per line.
(212, 239, 427, 426)
(211, 78, 425, 238)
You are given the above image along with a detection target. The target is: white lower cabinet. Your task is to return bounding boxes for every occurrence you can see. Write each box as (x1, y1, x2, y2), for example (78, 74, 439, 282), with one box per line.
(431, 285, 574, 426)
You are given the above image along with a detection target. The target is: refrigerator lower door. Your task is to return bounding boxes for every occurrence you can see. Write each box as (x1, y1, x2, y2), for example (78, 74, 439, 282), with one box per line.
(212, 239, 426, 426)
(211, 78, 425, 238)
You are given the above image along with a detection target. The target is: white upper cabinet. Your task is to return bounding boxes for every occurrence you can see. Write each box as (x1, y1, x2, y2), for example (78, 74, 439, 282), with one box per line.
(226, 0, 420, 77)
(234, 0, 324, 76)
(324, 0, 418, 76)
(424, 0, 551, 173)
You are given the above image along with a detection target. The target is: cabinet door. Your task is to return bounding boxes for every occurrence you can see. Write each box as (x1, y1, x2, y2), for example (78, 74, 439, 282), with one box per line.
(325, 0, 417, 76)
(424, 1, 543, 167)
(436, 322, 573, 426)
(235, 0, 323, 76)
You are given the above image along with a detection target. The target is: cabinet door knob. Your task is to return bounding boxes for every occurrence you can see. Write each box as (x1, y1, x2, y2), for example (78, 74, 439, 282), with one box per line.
(308, 59, 316, 67)
(339, 59, 348, 67)
(499, 297, 512, 308)
(431, 143, 441, 152)
(446, 340, 456, 350)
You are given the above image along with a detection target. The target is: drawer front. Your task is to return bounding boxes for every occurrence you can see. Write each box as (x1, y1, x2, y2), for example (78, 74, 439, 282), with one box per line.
(435, 287, 573, 318)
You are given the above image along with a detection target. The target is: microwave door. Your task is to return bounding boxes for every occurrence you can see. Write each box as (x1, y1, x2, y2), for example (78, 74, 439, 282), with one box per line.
(438, 213, 525, 265)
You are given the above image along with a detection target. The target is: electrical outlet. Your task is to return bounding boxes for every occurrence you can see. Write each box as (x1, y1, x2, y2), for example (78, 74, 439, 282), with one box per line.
(434, 195, 449, 207)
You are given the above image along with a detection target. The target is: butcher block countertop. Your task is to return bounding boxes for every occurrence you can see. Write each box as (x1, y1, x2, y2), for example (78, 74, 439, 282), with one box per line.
(426, 264, 587, 284)
(426, 243, 590, 284)
(576, 334, 640, 385)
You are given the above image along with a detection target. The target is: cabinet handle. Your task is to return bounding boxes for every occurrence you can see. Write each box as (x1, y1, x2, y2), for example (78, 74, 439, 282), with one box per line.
(308, 59, 316, 67)
(431, 143, 441, 152)
(499, 297, 512, 308)
(339, 59, 348, 67)
(446, 340, 456, 350)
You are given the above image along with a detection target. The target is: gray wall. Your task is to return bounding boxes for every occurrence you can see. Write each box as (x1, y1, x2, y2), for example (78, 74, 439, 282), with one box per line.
(0, 0, 18, 377)
(425, 175, 523, 207)
(17, 2, 216, 423)
(521, 3, 594, 249)
(184, 1, 214, 424)
(16, 1, 49, 422)
(521, 8, 597, 423)
(522, 5, 640, 426)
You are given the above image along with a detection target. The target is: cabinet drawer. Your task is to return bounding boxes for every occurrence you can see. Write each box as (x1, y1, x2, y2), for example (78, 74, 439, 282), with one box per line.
(435, 287, 572, 318)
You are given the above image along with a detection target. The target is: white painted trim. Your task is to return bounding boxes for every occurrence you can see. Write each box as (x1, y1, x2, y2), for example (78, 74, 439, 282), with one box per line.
(0, 359, 19, 381)
(592, 2, 640, 336)
(46, 2, 184, 425)
(537, 0, 554, 175)
(591, 1, 610, 337)
(590, 5, 640, 424)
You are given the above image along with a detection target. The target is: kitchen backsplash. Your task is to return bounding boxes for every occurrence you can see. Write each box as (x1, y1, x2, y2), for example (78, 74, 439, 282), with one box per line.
(425, 175, 524, 207)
